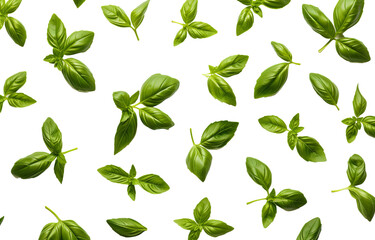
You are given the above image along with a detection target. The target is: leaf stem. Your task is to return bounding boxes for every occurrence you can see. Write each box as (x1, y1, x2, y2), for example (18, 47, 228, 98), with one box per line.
(202, 73, 211, 78)
(247, 198, 267, 205)
(190, 128, 196, 145)
(335, 104, 340, 111)
(331, 186, 349, 193)
(45, 206, 61, 221)
(318, 39, 334, 53)
(62, 148, 78, 154)
(290, 62, 301, 65)
(131, 27, 140, 41)
(172, 20, 184, 26)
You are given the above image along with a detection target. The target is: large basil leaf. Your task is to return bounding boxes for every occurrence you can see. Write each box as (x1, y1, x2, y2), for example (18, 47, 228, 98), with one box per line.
(174, 27, 187, 46)
(2, 0, 21, 14)
(63, 31, 94, 55)
(113, 91, 130, 110)
(236, 7, 253, 36)
(189, 229, 201, 240)
(107, 218, 147, 237)
(187, 22, 217, 38)
(207, 75, 236, 106)
(349, 187, 375, 221)
(273, 189, 307, 211)
(54, 153, 66, 184)
(114, 110, 137, 154)
(258, 115, 287, 133)
(254, 63, 289, 99)
(62, 58, 96, 92)
(47, 14, 66, 50)
(137, 174, 170, 194)
(97, 165, 130, 184)
(11, 152, 56, 179)
(309, 73, 339, 109)
(186, 145, 212, 182)
(194, 198, 211, 224)
(346, 124, 358, 143)
(333, 0, 364, 34)
(181, 0, 198, 24)
(140, 74, 179, 107)
(131, 0, 150, 29)
(353, 85, 367, 117)
(246, 157, 272, 191)
(42, 117, 63, 154)
(202, 220, 234, 237)
(335, 38, 370, 63)
(302, 4, 336, 39)
(3, 71, 26, 95)
(73, 0, 85, 8)
(262, 201, 277, 228)
(296, 217, 322, 240)
(200, 121, 238, 150)
(139, 107, 175, 130)
(174, 218, 197, 230)
(213, 55, 249, 77)
(271, 41, 292, 62)
(362, 116, 375, 138)
(7, 93, 35, 107)
(296, 136, 327, 162)
(102, 5, 131, 28)
(347, 154, 366, 186)
(39, 219, 90, 240)
(5, 17, 26, 47)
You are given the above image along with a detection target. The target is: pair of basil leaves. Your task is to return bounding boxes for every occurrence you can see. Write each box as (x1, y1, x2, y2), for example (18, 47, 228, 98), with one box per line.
(173, 0, 217, 46)
(113, 74, 179, 155)
(332, 154, 375, 221)
(0, 0, 26, 46)
(259, 113, 327, 162)
(236, 0, 290, 36)
(11, 117, 78, 183)
(254, 41, 300, 99)
(102, 1, 150, 41)
(174, 198, 234, 240)
(246, 157, 307, 228)
(203, 55, 249, 106)
(98, 164, 170, 201)
(187, 121, 239, 182)
(302, 0, 370, 63)
(297, 217, 322, 240)
(342, 85, 375, 143)
(0, 71, 36, 113)
(44, 14, 96, 92)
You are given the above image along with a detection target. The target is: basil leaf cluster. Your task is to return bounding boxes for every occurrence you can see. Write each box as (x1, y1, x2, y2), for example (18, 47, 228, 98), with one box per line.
(44, 14, 96, 92)
(107, 218, 147, 238)
(73, 0, 85, 8)
(332, 154, 375, 221)
(203, 55, 249, 106)
(342, 85, 375, 143)
(0, 71, 36, 113)
(302, 0, 370, 63)
(175, 198, 234, 240)
(98, 164, 170, 201)
(187, 121, 239, 182)
(236, 0, 291, 36)
(254, 41, 300, 99)
(11, 117, 78, 183)
(0, 0, 26, 46)
(259, 113, 327, 162)
(173, 0, 217, 46)
(297, 217, 322, 240)
(309, 73, 340, 110)
(246, 157, 307, 228)
(39, 207, 90, 239)
(113, 74, 179, 154)
(102, 1, 150, 41)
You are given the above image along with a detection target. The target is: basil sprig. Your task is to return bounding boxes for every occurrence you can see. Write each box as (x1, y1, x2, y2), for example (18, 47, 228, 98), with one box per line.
(175, 198, 234, 240)
(173, 0, 217, 46)
(342, 85, 375, 143)
(236, 0, 291, 36)
(102, 1, 150, 41)
(113, 74, 179, 154)
(0, 71, 36, 113)
(309, 73, 340, 110)
(0, 0, 26, 46)
(297, 217, 322, 240)
(246, 157, 307, 228)
(39, 206, 90, 239)
(203, 55, 249, 106)
(107, 218, 147, 238)
(11, 117, 78, 183)
(187, 121, 239, 182)
(44, 14, 95, 92)
(332, 154, 375, 221)
(259, 113, 327, 162)
(302, 0, 370, 63)
(254, 41, 300, 99)
(73, 0, 85, 8)
(98, 164, 170, 201)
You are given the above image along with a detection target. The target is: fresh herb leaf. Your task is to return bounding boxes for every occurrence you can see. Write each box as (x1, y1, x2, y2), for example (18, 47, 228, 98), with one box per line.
(262, 201, 277, 228)
(186, 145, 212, 182)
(271, 41, 293, 62)
(131, 0, 150, 30)
(302, 4, 336, 39)
(335, 37, 371, 63)
(309, 73, 339, 110)
(236, 7, 253, 36)
(200, 121, 239, 150)
(296, 217, 322, 240)
(181, 0, 198, 24)
(246, 157, 272, 191)
(107, 218, 147, 237)
(259, 115, 288, 133)
(347, 154, 366, 186)
(296, 136, 327, 162)
(254, 63, 290, 98)
(333, 0, 364, 34)
(207, 75, 236, 106)
(194, 197, 211, 224)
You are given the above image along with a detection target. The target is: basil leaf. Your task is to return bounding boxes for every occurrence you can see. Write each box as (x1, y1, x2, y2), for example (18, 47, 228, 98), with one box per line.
(62, 58, 96, 92)
(7, 93, 36, 107)
(188, 229, 201, 240)
(274, 189, 307, 211)
(347, 154, 366, 186)
(107, 218, 147, 237)
(258, 115, 288, 133)
(289, 113, 300, 130)
(39, 222, 60, 239)
(362, 116, 375, 138)
(202, 220, 234, 237)
(129, 165, 136, 178)
(246, 157, 272, 191)
(194, 197, 211, 224)
(0, 16, 5, 30)
(174, 218, 197, 230)
(187, 22, 217, 39)
(0, 216, 3, 226)
(63, 31, 94, 55)
(42, 117, 63, 154)
(174, 27, 187, 46)
(297, 217, 322, 240)
(353, 85, 367, 117)
(102, 5, 131, 28)
(342, 117, 356, 125)
(213, 55, 249, 78)
(334, 0, 364, 34)
(47, 14, 66, 50)
(302, 4, 336, 39)
(309, 73, 339, 110)
(262, 201, 277, 228)
(5, 17, 26, 47)
(2, 0, 21, 14)
(253, 6, 263, 18)
(200, 121, 238, 150)
(138, 174, 170, 194)
(120, 108, 132, 123)
(97, 165, 130, 184)
(271, 41, 292, 62)
(349, 187, 375, 221)
(335, 37, 370, 63)
(11, 152, 56, 179)
(130, 91, 139, 104)
(346, 124, 358, 143)
(54, 153, 66, 184)
(73, 0, 85, 8)
(61, 220, 91, 239)
(0, 101, 4, 113)
(140, 74, 180, 107)
(3, 71, 26, 95)
(127, 184, 136, 201)
(263, 0, 290, 9)
(131, 0, 149, 29)
(113, 91, 130, 110)
(254, 63, 289, 99)
(296, 136, 327, 162)
(236, 7, 253, 36)
(181, 0, 198, 24)
(238, 0, 252, 5)
(207, 75, 236, 106)
(139, 107, 175, 130)
(114, 110, 137, 154)
(186, 145, 212, 182)
(288, 131, 297, 150)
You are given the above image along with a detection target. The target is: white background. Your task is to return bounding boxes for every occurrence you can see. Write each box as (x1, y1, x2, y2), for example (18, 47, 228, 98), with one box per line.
(1, 0, 375, 239)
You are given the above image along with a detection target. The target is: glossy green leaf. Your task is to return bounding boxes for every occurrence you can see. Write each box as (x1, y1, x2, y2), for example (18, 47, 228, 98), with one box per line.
(73, 0, 85, 8)
(346, 124, 358, 143)
(342, 118, 356, 125)
(273, 189, 307, 211)
(186, 145, 212, 182)
(0, 16, 5, 30)
(130, 91, 139, 104)
(212, 55, 249, 78)
(353, 85, 367, 117)
(296, 217, 322, 240)
(7, 93, 36, 107)
(246, 157, 272, 191)
(181, 0, 198, 24)
(3, 71, 26, 95)
(47, 14, 66, 50)
(254, 63, 289, 99)
(131, 0, 149, 29)
(200, 121, 238, 150)
(102, 5, 131, 28)
(11, 152, 56, 179)
(138, 174, 170, 194)
(349, 187, 375, 221)
(139, 107, 175, 130)
(113, 91, 130, 110)
(347, 154, 366, 186)
(107, 218, 147, 237)
(335, 38, 370, 63)
(194, 197, 211, 224)
(296, 136, 327, 162)
(97, 165, 130, 184)
(127, 184, 136, 201)
(2, 0, 21, 14)
(114, 110, 137, 154)
(334, 0, 364, 34)
(362, 116, 375, 138)
(202, 220, 234, 237)
(289, 113, 300, 130)
(259, 115, 288, 134)
(61, 58, 96, 92)
(288, 131, 297, 150)
(187, 22, 217, 39)
(5, 17, 26, 47)
(174, 219, 197, 230)
(54, 153, 66, 184)
(302, 4, 336, 39)
(271, 41, 292, 62)
(188, 229, 201, 240)
(207, 75, 236, 106)
(309, 73, 339, 109)
(42, 117, 63, 154)
(174, 27, 187, 46)
(63, 31, 94, 55)
(253, 6, 263, 17)
(262, 201, 276, 228)
(263, 0, 290, 9)
(236, 7, 253, 36)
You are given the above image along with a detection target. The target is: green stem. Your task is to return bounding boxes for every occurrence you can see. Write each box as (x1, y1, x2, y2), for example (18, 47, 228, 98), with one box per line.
(202, 73, 210, 78)
(131, 27, 140, 41)
(331, 186, 349, 193)
(290, 61, 301, 65)
(335, 104, 340, 111)
(45, 206, 61, 221)
(62, 148, 78, 154)
(318, 39, 334, 53)
(172, 20, 184, 26)
(247, 198, 267, 205)
(190, 128, 196, 145)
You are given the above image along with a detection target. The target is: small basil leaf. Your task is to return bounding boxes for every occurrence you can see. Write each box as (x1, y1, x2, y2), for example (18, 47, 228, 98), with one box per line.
(54, 153, 66, 184)
(289, 113, 300, 130)
(274, 189, 307, 211)
(200, 120, 239, 150)
(187, 22, 217, 39)
(5, 17, 26, 47)
(302, 4, 336, 39)
(120, 109, 132, 123)
(131, 0, 150, 29)
(271, 41, 292, 62)
(207, 75, 236, 106)
(73, 0, 85, 8)
(362, 116, 375, 138)
(309, 73, 339, 109)
(174, 218, 197, 230)
(353, 85, 367, 117)
(129, 165, 136, 178)
(7, 93, 36, 108)
(213, 55, 249, 78)
(335, 38, 370, 63)
(127, 184, 136, 201)
(139, 107, 175, 130)
(194, 197, 211, 224)
(114, 110, 137, 154)
(2, 0, 21, 14)
(113, 91, 130, 110)
(98, 165, 130, 184)
(347, 154, 366, 186)
(63, 31, 94, 55)
(246, 157, 272, 191)
(186, 145, 212, 182)
(137, 174, 170, 194)
(349, 187, 375, 221)
(258, 115, 288, 134)
(346, 124, 358, 143)
(174, 27, 187, 46)
(253, 6, 263, 18)
(3, 71, 26, 95)
(107, 218, 147, 237)
(47, 14, 66, 50)
(342, 118, 356, 125)
(269, 188, 276, 198)
(262, 201, 277, 228)
(254, 63, 289, 99)
(102, 5, 131, 28)
(262, 0, 290, 9)
(44, 54, 59, 64)
(334, 0, 364, 34)
(288, 131, 297, 150)
(297, 217, 322, 240)
(202, 219, 234, 237)
(188, 229, 201, 240)
(236, 7, 254, 36)
(61, 58, 96, 92)
(296, 136, 327, 162)
(42, 117, 63, 154)
(11, 152, 56, 179)
(181, 0, 198, 24)
(294, 127, 304, 133)
(129, 91, 140, 104)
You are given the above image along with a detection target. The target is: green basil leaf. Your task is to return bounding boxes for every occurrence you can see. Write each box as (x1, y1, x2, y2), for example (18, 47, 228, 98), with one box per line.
(181, 0, 198, 24)
(236, 7, 254, 36)
(254, 63, 289, 99)
(114, 110, 137, 154)
(11, 152, 56, 179)
(174, 218, 197, 230)
(107, 218, 147, 237)
(120, 109, 132, 123)
(288, 131, 297, 150)
(47, 14, 66, 50)
(137, 174, 170, 194)
(200, 120, 239, 150)
(258, 115, 287, 134)
(5, 16, 26, 47)
(289, 113, 300, 130)
(61, 58, 96, 92)
(2, 0, 21, 14)
(262, 0, 290, 9)
(98, 165, 130, 184)
(42, 117, 63, 154)
(3, 71, 26, 95)
(335, 37, 370, 63)
(0, 101, 3, 113)
(186, 145, 212, 182)
(188, 229, 201, 240)
(7, 93, 36, 107)
(246, 157, 272, 191)
(274, 189, 307, 211)
(342, 118, 356, 125)
(297, 217, 322, 240)
(130, 91, 139, 104)
(174, 27, 187, 46)
(207, 75, 236, 106)
(73, 0, 85, 8)
(39, 222, 61, 239)
(353, 85, 367, 117)
(102, 5, 131, 28)
(63, 31, 94, 55)
(0, 216, 3, 226)
(253, 6, 263, 18)
(238, 0, 252, 5)
(302, 4, 336, 39)
(271, 41, 292, 62)
(113, 91, 130, 110)
(139, 107, 175, 130)
(262, 201, 277, 228)
(140, 74, 180, 107)
(0, 16, 5, 30)
(349, 187, 375, 221)
(296, 136, 327, 162)
(129, 164, 136, 178)
(127, 184, 136, 201)
(61, 220, 91, 239)
(334, 0, 364, 34)
(53, 153, 66, 184)
(346, 124, 358, 143)
(213, 55, 249, 78)
(202, 220, 234, 237)
(187, 22, 217, 39)
(194, 197, 211, 224)
(347, 154, 366, 186)
(44, 54, 59, 64)
(130, 0, 149, 29)
(294, 127, 304, 133)
(362, 116, 375, 138)
(309, 73, 339, 109)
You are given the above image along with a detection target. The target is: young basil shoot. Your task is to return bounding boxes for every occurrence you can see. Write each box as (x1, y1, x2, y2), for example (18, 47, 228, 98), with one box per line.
(107, 218, 147, 238)
(296, 217, 322, 240)
(309, 73, 340, 110)
(0, 0, 27, 46)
